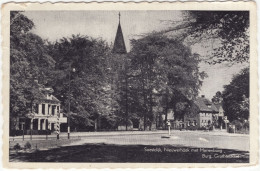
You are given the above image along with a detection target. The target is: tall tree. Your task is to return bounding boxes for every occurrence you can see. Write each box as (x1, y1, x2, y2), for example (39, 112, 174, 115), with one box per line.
(10, 11, 55, 120)
(222, 67, 249, 121)
(128, 34, 206, 130)
(47, 35, 118, 130)
(163, 11, 249, 64)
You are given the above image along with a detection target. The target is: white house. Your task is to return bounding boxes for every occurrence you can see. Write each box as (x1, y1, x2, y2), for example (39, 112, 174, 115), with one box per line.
(11, 87, 67, 134)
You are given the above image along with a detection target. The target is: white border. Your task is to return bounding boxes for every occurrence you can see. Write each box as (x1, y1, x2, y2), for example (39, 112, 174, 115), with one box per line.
(0, 0, 259, 170)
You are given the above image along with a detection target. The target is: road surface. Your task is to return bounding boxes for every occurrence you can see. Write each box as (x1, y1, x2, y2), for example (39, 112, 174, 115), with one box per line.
(9, 130, 249, 162)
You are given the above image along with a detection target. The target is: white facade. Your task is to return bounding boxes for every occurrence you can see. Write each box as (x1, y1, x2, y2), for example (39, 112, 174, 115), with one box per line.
(13, 87, 67, 132)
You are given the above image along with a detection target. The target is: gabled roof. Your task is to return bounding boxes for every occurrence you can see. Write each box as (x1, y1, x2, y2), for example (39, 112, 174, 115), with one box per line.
(194, 96, 218, 113)
(214, 103, 223, 111)
(112, 22, 127, 54)
(50, 95, 60, 102)
(38, 87, 60, 103)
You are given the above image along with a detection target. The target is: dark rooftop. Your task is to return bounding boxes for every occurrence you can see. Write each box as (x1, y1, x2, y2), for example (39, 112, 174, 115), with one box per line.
(112, 18, 127, 54)
(194, 96, 218, 113)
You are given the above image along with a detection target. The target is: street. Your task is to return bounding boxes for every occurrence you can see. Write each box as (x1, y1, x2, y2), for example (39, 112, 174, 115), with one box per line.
(9, 130, 249, 162)
(10, 130, 249, 151)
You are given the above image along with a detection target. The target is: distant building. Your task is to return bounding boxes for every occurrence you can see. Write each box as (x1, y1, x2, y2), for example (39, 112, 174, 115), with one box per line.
(214, 103, 225, 128)
(177, 95, 219, 129)
(112, 12, 127, 54)
(11, 86, 67, 135)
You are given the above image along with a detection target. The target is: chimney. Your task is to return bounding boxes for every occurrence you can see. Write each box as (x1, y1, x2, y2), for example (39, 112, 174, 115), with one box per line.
(201, 95, 205, 98)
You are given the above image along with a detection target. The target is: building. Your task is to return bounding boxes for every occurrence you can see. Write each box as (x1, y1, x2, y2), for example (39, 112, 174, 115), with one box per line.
(112, 12, 127, 54)
(214, 103, 225, 128)
(11, 86, 67, 135)
(174, 95, 219, 130)
(111, 13, 150, 131)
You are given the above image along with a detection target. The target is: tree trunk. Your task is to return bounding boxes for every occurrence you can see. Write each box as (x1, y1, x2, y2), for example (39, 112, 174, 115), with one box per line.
(140, 63, 148, 131)
(165, 88, 169, 129)
(143, 91, 147, 131)
(149, 91, 153, 131)
(125, 69, 128, 131)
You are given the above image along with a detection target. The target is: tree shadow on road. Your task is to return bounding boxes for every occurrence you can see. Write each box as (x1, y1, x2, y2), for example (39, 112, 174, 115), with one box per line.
(9, 143, 249, 163)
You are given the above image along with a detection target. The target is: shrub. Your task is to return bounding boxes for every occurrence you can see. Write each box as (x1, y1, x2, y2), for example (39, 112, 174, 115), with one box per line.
(228, 126, 235, 133)
(208, 125, 214, 131)
(13, 143, 21, 150)
(187, 125, 198, 130)
(24, 142, 31, 149)
(243, 121, 249, 129)
(198, 126, 207, 130)
(231, 120, 243, 130)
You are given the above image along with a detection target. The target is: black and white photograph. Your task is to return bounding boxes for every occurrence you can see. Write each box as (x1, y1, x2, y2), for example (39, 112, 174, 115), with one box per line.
(3, 2, 257, 166)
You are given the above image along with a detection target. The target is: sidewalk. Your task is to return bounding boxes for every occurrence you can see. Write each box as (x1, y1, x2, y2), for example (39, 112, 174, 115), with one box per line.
(9, 129, 249, 152)
(10, 130, 168, 140)
(10, 129, 248, 141)
(178, 130, 249, 137)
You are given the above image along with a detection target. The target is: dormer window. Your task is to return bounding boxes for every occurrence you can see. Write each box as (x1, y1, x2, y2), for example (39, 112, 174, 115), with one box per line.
(47, 94, 52, 100)
(207, 105, 211, 108)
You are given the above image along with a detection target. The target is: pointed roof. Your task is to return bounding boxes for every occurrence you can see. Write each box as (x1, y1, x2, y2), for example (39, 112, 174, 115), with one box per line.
(112, 13, 127, 54)
(214, 103, 223, 111)
(194, 96, 218, 113)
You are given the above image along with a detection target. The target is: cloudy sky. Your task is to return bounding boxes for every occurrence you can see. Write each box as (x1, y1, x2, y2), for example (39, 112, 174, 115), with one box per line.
(23, 11, 248, 99)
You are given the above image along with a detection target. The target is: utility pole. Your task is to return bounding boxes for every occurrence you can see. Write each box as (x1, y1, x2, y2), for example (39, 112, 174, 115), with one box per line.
(30, 78, 36, 141)
(68, 64, 71, 139)
(167, 120, 171, 136)
(46, 116, 49, 140)
(57, 114, 60, 140)
(22, 123, 24, 141)
(30, 118, 33, 140)
(68, 63, 75, 139)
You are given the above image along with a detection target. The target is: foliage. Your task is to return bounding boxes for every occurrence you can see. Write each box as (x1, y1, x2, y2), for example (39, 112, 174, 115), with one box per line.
(212, 91, 223, 104)
(128, 34, 206, 129)
(222, 67, 249, 121)
(24, 142, 32, 149)
(229, 119, 249, 134)
(164, 11, 249, 64)
(13, 143, 21, 150)
(231, 120, 243, 130)
(10, 11, 55, 119)
(47, 35, 118, 128)
(10, 12, 210, 131)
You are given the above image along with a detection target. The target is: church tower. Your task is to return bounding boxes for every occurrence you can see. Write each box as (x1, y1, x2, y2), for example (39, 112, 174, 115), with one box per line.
(112, 12, 127, 54)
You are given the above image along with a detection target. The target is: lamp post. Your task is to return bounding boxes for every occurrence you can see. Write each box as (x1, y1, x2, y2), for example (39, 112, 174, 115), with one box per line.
(46, 115, 49, 140)
(68, 64, 76, 139)
(22, 123, 25, 141)
(30, 116, 34, 140)
(167, 120, 171, 136)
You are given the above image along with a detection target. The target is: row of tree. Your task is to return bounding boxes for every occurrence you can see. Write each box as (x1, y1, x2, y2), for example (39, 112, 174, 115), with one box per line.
(10, 11, 250, 131)
(212, 67, 249, 122)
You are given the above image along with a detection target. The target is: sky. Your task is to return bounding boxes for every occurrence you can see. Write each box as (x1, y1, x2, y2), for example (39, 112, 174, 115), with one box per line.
(23, 11, 248, 99)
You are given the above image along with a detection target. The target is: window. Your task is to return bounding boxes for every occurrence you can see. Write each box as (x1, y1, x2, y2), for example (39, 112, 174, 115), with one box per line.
(187, 120, 190, 126)
(34, 104, 39, 114)
(57, 106, 60, 113)
(42, 104, 45, 114)
(52, 106, 56, 115)
(48, 104, 51, 114)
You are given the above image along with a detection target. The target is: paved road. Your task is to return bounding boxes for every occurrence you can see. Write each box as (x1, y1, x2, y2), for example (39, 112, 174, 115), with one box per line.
(10, 130, 249, 151)
(68, 131, 249, 151)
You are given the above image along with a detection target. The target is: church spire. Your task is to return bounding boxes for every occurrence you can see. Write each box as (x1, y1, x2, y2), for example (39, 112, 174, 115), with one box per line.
(119, 12, 121, 23)
(112, 12, 127, 54)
